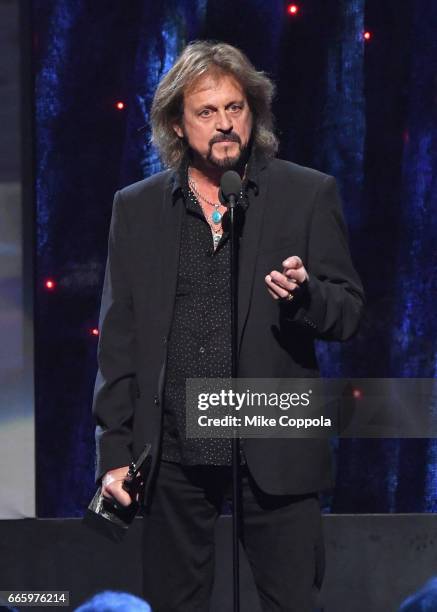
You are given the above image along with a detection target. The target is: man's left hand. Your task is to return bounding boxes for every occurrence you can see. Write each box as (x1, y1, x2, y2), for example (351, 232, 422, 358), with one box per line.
(265, 256, 309, 301)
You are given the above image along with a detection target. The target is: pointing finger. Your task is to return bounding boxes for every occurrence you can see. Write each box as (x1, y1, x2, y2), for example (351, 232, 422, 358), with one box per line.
(282, 256, 303, 269)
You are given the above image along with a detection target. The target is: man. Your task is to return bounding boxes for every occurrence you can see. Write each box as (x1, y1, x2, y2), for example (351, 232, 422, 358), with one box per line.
(93, 41, 364, 611)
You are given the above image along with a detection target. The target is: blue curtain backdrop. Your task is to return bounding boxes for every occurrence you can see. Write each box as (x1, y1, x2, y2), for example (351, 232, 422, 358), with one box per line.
(32, 0, 437, 517)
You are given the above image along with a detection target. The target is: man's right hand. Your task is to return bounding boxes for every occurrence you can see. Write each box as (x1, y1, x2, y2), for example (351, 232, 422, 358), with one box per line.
(101, 466, 133, 507)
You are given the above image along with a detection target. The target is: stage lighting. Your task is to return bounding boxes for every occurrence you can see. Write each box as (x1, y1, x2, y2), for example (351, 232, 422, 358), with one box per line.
(364, 31, 371, 41)
(115, 101, 125, 110)
(287, 4, 299, 16)
(44, 279, 56, 290)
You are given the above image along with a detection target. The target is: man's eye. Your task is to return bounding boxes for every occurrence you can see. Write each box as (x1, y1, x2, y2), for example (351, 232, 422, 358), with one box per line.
(229, 105, 242, 112)
(200, 109, 212, 117)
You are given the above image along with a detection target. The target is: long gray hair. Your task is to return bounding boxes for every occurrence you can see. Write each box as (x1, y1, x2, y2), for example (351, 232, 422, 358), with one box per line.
(150, 41, 279, 168)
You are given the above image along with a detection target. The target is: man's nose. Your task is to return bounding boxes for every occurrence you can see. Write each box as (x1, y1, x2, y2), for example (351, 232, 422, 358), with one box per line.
(215, 109, 233, 132)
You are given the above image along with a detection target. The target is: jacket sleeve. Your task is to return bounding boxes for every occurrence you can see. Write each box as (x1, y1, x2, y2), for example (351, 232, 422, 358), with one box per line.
(92, 190, 136, 484)
(282, 174, 365, 341)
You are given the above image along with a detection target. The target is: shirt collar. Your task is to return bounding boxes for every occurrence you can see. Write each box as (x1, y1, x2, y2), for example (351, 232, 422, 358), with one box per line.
(170, 146, 266, 203)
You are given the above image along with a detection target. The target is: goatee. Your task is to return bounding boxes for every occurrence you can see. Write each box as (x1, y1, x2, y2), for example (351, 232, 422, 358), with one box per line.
(206, 144, 250, 172)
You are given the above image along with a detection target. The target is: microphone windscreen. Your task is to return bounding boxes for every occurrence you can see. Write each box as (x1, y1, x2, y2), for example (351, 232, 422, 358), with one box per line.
(220, 171, 242, 201)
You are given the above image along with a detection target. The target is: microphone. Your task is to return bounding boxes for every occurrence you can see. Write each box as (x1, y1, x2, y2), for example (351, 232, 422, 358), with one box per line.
(219, 171, 242, 209)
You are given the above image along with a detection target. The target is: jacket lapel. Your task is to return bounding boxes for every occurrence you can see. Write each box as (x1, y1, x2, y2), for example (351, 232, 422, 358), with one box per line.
(158, 179, 184, 340)
(237, 162, 269, 354)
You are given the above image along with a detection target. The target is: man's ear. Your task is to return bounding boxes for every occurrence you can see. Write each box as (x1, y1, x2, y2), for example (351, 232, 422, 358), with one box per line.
(172, 123, 184, 139)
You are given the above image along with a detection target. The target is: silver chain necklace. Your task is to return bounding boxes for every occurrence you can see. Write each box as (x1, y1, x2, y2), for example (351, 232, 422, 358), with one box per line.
(188, 167, 246, 250)
(188, 171, 224, 226)
(191, 197, 222, 250)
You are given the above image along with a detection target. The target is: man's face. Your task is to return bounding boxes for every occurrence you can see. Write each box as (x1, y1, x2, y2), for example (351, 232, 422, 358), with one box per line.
(173, 71, 253, 170)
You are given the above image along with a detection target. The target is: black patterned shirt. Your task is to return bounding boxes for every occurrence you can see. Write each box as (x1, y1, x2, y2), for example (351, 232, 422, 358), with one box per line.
(161, 154, 258, 465)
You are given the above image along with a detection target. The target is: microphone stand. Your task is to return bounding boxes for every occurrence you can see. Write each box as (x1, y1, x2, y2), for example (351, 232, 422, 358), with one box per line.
(220, 169, 244, 611)
(228, 192, 241, 612)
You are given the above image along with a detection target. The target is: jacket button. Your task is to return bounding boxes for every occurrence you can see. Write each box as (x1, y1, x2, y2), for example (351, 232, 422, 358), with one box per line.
(162, 336, 167, 344)
(154, 394, 160, 406)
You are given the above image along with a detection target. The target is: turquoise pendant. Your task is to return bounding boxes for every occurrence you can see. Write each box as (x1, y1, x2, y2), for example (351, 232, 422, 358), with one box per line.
(211, 208, 222, 224)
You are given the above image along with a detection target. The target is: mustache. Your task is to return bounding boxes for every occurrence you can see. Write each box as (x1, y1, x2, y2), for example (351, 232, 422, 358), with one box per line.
(209, 133, 241, 146)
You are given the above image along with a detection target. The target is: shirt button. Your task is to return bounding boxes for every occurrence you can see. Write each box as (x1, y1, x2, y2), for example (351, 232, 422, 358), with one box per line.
(199, 346, 205, 354)
(154, 394, 160, 406)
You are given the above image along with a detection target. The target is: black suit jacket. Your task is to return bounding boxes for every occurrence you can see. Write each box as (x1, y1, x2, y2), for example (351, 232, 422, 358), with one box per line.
(92, 155, 364, 503)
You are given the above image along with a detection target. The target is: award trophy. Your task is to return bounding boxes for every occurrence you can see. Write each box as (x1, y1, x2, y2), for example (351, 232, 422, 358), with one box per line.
(83, 443, 152, 542)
